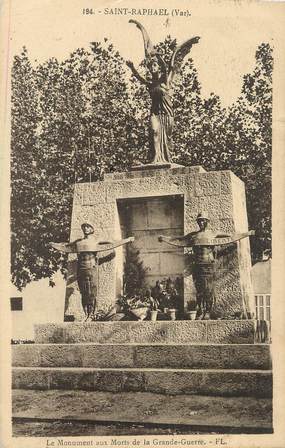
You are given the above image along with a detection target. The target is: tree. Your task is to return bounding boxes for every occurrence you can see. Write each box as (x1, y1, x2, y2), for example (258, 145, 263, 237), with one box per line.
(11, 39, 272, 289)
(10, 47, 49, 290)
(220, 43, 272, 261)
(11, 41, 134, 290)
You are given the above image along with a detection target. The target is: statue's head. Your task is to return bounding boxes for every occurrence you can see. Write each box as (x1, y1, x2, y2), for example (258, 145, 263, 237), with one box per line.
(147, 55, 162, 76)
(81, 222, 94, 236)
(196, 211, 209, 231)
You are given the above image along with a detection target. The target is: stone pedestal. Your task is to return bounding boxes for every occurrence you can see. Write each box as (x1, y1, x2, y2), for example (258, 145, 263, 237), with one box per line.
(65, 165, 254, 320)
(34, 321, 256, 344)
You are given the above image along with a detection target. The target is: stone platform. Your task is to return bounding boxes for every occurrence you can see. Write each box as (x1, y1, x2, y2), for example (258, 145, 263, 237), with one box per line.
(12, 319, 272, 433)
(13, 366, 272, 397)
(12, 343, 271, 369)
(34, 320, 256, 344)
(12, 320, 272, 398)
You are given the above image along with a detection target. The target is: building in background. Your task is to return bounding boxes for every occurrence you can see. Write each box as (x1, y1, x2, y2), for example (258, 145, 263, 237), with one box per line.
(10, 271, 66, 341)
(251, 257, 271, 321)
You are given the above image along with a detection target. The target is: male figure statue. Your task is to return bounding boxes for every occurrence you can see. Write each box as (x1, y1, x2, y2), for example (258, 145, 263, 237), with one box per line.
(159, 212, 254, 320)
(50, 223, 134, 320)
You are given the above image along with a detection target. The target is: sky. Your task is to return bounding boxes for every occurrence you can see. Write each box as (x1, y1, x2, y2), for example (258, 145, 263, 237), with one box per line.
(6, 0, 284, 107)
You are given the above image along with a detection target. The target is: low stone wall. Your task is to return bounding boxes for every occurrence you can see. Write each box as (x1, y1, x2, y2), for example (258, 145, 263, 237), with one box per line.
(34, 320, 255, 344)
(12, 367, 272, 398)
(12, 343, 271, 370)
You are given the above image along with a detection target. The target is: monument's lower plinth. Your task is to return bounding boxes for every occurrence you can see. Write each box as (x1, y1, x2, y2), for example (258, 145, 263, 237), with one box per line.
(12, 319, 272, 428)
(34, 320, 255, 344)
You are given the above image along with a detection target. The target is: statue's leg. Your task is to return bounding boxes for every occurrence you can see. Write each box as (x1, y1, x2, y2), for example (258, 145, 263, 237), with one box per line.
(150, 114, 164, 163)
(87, 304, 93, 318)
(89, 268, 97, 318)
(196, 292, 203, 319)
(148, 122, 155, 162)
(194, 263, 215, 320)
(203, 293, 212, 320)
(203, 264, 215, 320)
(193, 267, 203, 319)
(164, 114, 173, 162)
(77, 271, 88, 318)
(78, 269, 97, 321)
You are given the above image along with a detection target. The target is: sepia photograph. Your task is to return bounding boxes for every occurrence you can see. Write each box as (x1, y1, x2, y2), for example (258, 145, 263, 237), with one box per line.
(1, 0, 285, 446)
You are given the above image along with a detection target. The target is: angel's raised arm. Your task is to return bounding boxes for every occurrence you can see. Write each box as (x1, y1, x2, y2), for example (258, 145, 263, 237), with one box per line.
(158, 234, 193, 248)
(49, 242, 74, 253)
(126, 60, 149, 86)
(156, 54, 167, 73)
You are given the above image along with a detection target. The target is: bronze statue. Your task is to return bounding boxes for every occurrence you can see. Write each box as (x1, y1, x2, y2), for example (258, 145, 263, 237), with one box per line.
(126, 20, 200, 164)
(50, 223, 134, 320)
(159, 212, 255, 320)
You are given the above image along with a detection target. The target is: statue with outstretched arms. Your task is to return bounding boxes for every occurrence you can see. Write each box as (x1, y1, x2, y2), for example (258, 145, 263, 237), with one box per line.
(126, 20, 200, 164)
(159, 212, 255, 320)
(50, 223, 134, 320)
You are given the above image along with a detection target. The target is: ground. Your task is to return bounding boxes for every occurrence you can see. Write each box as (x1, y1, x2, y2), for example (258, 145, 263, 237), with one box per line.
(12, 389, 272, 437)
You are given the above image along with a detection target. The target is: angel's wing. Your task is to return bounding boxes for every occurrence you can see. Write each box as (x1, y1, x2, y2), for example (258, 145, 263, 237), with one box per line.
(158, 235, 192, 248)
(168, 36, 200, 81)
(129, 20, 155, 59)
(95, 237, 134, 252)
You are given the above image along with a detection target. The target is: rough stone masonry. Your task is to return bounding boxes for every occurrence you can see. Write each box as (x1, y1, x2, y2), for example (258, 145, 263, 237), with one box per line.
(64, 165, 254, 320)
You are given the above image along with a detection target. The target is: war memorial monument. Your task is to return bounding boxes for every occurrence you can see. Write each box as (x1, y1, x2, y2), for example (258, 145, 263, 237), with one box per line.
(12, 21, 272, 435)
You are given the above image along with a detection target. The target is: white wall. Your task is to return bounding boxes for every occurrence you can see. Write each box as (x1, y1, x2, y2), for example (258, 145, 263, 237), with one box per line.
(11, 271, 66, 341)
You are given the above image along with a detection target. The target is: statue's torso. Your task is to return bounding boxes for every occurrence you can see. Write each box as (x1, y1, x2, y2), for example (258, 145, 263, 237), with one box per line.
(74, 238, 98, 270)
(74, 237, 98, 253)
(189, 230, 217, 263)
(149, 83, 172, 116)
(77, 252, 97, 270)
(193, 246, 215, 263)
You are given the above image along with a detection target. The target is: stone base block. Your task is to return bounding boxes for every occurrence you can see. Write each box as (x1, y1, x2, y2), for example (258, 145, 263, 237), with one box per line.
(34, 320, 255, 344)
(12, 343, 271, 370)
(12, 367, 272, 397)
(69, 167, 254, 317)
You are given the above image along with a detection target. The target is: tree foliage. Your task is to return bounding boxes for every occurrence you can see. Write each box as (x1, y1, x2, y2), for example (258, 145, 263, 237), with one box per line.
(123, 246, 149, 297)
(11, 41, 133, 290)
(11, 40, 272, 289)
(225, 43, 272, 261)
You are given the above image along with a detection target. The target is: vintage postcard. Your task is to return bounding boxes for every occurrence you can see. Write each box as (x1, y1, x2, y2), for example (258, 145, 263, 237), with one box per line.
(1, 0, 285, 447)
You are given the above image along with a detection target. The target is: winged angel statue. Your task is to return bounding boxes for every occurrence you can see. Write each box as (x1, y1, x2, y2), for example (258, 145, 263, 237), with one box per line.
(50, 223, 134, 320)
(126, 20, 200, 164)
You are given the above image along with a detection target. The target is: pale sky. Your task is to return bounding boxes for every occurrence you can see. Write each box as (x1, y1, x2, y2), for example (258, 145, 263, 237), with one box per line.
(6, 0, 285, 106)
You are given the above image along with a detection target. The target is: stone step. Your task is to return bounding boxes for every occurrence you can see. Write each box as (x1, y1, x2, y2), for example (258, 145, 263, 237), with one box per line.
(12, 343, 271, 370)
(12, 389, 273, 431)
(35, 320, 255, 344)
(12, 367, 272, 397)
(12, 420, 273, 438)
